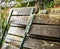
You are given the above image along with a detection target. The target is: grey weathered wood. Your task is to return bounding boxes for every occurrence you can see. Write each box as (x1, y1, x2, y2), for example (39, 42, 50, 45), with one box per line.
(2, 42, 30, 49)
(29, 24, 60, 38)
(2, 37, 60, 49)
(8, 27, 25, 37)
(33, 14, 60, 25)
(10, 14, 60, 25)
(10, 16, 29, 25)
(5, 38, 21, 47)
(12, 7, 34, 16)
(2, 43, 19, 49)
(5, 34, 23, 42)
(10, 24, 26, 28)
(24, 37, 60, 49)
(5, 34, 23, 47)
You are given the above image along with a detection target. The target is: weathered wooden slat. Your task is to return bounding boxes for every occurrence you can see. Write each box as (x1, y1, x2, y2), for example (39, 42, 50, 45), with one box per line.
(24, 37, 60, 49)
(8, 27, 25, 37)
(10, 24, 26, 28)
(10, 14, 60, 25)
(5, 38, 21, 47)
(2, 37, 60, 49)
(2, 43, 30, 49)
(33, 14, 60, 25)
(2, 43, 19, 49)
(5, 34, 23, 42)
(12, 7, 34, 15)
(10, 16, 30, 25)
(29, 24, 60, 38)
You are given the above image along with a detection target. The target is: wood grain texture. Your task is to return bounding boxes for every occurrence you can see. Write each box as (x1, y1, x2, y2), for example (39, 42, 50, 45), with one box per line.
(5, 39, 21, 47)
(2, 43, 19, 49)
(24, 37, 60, 49)
(2, 43, 31, 49)
(10, 14, 60, 25)
(5, 34, 23, 42)
(8, 27, 25, 37)
(12, 7, 34, 15)
(33, 14, 60, 24)
(29, 24, 60, 38)
(10, 16, 30, 25)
